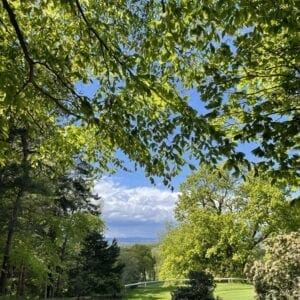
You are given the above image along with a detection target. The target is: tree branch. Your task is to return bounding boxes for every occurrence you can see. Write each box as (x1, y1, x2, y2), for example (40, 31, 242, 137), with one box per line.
(2, 0, 87, 119)
(32, 81, 82, 119)
(75, 0, 110, 53)
(2, 0, 34, 82)
(161, 0, 166, 13)
(35, 61, 81, 99)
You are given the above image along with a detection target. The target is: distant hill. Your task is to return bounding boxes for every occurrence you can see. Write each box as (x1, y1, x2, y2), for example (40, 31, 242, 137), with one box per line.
(107, 237, 158, 245)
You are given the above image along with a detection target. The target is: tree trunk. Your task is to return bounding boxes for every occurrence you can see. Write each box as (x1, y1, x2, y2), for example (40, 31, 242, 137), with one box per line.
(55, 236, 68, 297)
(0, 128, 29, 295)
(47, 269, 54, 298)
(44, 275, 47, 299)
(17, 264, 26, 297)
(0, 189, 23, 295)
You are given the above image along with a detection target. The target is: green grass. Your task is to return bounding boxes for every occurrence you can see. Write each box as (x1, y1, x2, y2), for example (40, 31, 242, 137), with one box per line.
(0, 283, 255, 300)
(124, 284, 172, 299)
(215, 283, 254, 300)
(124, 282, 254, 300)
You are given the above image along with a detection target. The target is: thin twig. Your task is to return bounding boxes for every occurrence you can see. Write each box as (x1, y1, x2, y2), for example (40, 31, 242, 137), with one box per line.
(75, 0, 110, 52)
(25, 109, 45, 134)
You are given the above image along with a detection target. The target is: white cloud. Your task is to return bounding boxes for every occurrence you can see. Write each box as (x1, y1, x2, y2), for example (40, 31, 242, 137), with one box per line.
(94, 178, 178, 238)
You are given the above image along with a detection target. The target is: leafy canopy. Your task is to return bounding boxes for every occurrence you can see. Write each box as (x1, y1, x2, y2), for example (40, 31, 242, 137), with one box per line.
(0, 159, 103, 297)
(0, 0, 298, 185)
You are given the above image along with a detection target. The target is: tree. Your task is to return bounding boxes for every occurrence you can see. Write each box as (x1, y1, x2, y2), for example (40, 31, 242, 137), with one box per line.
(159, 211, 245, 278)
(159, 166, 300, 279)
(67, 232, 124, 297)
(1, 0, 298, 187)
(0, 127, 50, 294)
(245, 231, 300, 299)
(120, 244, 156, 284)
(174, 163, 237, 221)
(119, 249, 141, 284)
(43, 162, 103, 298)
(0, 159, 103, 297)
(171, 271, 216, 300)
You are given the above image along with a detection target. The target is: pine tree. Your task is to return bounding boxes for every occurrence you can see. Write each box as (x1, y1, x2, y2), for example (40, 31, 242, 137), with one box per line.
(67, 232, 124, 297)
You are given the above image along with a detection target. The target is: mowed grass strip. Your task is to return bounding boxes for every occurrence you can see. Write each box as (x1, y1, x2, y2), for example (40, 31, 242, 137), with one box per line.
(124, 282, 254, 299)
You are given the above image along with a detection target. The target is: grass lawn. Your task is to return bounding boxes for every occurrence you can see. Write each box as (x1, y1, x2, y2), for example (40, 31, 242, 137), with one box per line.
(215, 283, 254, 300)
(124, 282, 254, 299)
(124, 284, 172, 300)
(0, 283, 254, 299)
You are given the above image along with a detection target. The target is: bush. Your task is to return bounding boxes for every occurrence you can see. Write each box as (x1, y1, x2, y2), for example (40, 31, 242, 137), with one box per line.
(245, 231, 300, 300)
(171, 271, 216, 300)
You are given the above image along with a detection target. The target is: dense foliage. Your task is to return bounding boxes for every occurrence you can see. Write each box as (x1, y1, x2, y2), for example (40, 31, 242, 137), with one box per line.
(120, 244, 156, 284)
(67, 232, 124, 297)
(0, 161, 103, 297)
(0, 0, 298, 187)
(245, 231, 300, 300)
(171, 271, 216, 300)
(159, 166, 300, 279)
(0, 1, 299, 297)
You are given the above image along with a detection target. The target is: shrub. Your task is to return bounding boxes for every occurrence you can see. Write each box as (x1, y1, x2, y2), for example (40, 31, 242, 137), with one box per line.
(245, 231, 300, 300)
(171, 270, 216, 300)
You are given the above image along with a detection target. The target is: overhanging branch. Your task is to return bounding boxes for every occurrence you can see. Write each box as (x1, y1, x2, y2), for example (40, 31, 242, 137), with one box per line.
(2, 0, 34, 82)
(32, 81, 82, 118)
(2, 0, 87, 119)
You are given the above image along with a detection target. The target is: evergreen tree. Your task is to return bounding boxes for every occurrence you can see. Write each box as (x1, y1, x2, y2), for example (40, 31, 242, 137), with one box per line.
(67, 232, 124, 297)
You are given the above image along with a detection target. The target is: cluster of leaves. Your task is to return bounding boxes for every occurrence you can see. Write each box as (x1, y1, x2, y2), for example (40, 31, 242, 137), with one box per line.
(159, 165, 300, 279)
(171, 0, 299, 184)
(171, 270, 216, 300)
(245, 231, 300, 300)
